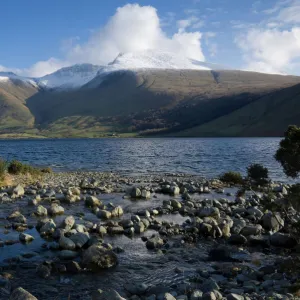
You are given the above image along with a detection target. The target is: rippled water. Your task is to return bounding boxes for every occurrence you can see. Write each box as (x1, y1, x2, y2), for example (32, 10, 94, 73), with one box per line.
(0, 137, 286, 180)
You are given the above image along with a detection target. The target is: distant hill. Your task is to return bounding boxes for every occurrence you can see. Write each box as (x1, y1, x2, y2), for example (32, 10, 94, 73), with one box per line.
(1, 51, 300, 138)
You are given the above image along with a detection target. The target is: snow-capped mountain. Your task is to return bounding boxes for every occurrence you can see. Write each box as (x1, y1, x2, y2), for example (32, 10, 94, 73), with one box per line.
(0, 72, 38, 87)
(36, 64, 101, 89)
(98, 50, 212, 75)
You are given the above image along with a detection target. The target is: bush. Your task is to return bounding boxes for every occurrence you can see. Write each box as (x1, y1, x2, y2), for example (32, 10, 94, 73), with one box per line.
(220, 171, 244, 185)
(287, 183, 300, 211)
(0, 158, 7, 180)
(247, 163, 269, 185)
(40, 167, 53, 173)
(7, 160, 24, 175)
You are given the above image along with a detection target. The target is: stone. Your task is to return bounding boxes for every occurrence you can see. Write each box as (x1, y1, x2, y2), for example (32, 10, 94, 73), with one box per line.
(69, 232, 89, 248)
(125, 282, 148, 295)
(199, 223, 213, 235)
(40, 219, 56, 235)
(36, 264, 51, 279)
(146, 236, 164, 249)
(134, 222, 145, 233)
(85, 196, 102, 207)
(119, 219, 133, 228)
(228, 234, 247, 245)
(91, 288, 126, 300)
(161, 293, 176, 300)
(247, 207, 263, 219)
(97, 210, 112, 220)
(199, 207, 220, 218)
(262, 213, 284, 232)
(202, 292, 216, 300)
(141, 190, 151, 199)
(12, 185, 25, 197)
(19, 233, 34, 243)
(59, 236, 76, 250)
(48, 204, 64, 216)
(227, 294, 244, 300)
(10, 287, 38, 300)
(7, 211, 27, 224)
(82, 244, 118, 271)
(170, 199, 182, 209)
(65, 261, 81, 273)
(270, 232, 297, 248)
(190, 290, 203, 299)
(58, 250, 79, 260)
(107, 226, 124, 235)
(111, 206, 124, 218)
(131, 215, 141, 223)
(231, 219, 246, 234)
(241, 225, 262, 236)
(36, 205, 47, 216)
(131, 187, 142, 198)
(61, 215, 75, 231)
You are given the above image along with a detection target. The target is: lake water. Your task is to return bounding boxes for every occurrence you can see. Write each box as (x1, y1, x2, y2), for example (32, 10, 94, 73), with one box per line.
(0, 137, 287, 180)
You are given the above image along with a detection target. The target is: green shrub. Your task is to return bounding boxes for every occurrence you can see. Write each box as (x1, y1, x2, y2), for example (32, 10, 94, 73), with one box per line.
(247, 163, 269, 185)
(40, 167, 53, 173)
(7, 160, 24, 175)
(220, 171, 244, 185)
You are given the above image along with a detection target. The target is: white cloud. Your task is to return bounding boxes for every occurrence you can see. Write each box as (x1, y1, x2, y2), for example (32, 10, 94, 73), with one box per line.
(236, 27, 300, 74)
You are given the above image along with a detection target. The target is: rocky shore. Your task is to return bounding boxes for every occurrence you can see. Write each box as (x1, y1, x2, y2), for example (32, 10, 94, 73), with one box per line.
(0, 171, 299, 300)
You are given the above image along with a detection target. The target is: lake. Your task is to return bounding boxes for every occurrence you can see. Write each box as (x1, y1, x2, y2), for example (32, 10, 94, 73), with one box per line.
(0, 138, 286, 180)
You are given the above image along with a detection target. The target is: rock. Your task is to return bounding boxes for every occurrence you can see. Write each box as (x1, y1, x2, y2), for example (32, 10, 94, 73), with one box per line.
(161, 293, 176, 300)
(241, 225, 262, 236)
(199, 207, 220, 218)
(170, 186, 180, 195)
(107, 226, 124, 235)
(85, 196, 102, 207)
(69, 232, 89, 248)
(12, 185, 25, 197)
(131, 215, 141, 223)
(58, 250, 79, 260)
(125, 282, 148, 295)
(48, 204, 64, 216)
(202, 292, 216, 300)
(61, 215, 75, 231)
(59, 236, 76, 250)
(7, 211, 27, 224)
(65, 261, 81, 273)
(247, 207, 263, 219)
(91, 288, 126, 300)
(36, 264, 51, 278)
(170, 199, 182, 209)
(270, 232, 298, 248)
(227, 294, 244, 300)
(97, 225, 107, 236)
(228, 234, 247, 245)
(209, 246, 233, 262)
(231, 219, 246, 234)
(141, 190, 151, 199)
(190, 290, 203, 299)
(146, 236, 164, 249)
(199, 223, 213, 235)
(40, 219, 56, 235)
(10, 287, 38, 300)
(131, 187, 141, 198)
(19, 233, 34, 243)
(119, 219, 133, 228)
(111, 206, 124, 218)
(134, 222, 145, 233)
(97, 210, 112, 219)
(82, 244, 118, 271)
(262, 213, 284, 232)
(35, 205, 47, 216)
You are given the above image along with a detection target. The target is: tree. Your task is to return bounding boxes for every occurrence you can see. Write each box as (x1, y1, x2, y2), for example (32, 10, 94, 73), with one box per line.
(247, 163, 269, 185)
(275, 125, 300, 178)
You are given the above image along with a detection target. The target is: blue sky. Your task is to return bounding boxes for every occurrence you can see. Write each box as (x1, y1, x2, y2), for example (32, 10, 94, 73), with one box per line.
(1, 0, 300, 76)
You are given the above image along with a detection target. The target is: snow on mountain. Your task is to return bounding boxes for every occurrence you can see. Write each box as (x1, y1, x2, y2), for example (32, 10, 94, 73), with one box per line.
(36, 64, 102, 89)
(98, 50, 212, 75)
(0, 72, 38, 87)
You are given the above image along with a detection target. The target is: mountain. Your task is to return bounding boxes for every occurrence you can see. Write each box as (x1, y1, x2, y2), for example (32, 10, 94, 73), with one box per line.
(1, 50, 300, 138)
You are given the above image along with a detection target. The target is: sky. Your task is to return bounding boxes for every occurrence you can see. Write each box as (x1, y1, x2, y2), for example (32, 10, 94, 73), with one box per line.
(1, 0, 300, 77)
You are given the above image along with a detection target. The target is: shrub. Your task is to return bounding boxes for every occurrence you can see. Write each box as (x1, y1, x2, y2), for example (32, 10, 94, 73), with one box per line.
(220, 171, 244, 185)
(247, 163, 269, 185)
(7, 160, 25, 175)
(0, 158, 7, 180)
(40, 167, 53, 173)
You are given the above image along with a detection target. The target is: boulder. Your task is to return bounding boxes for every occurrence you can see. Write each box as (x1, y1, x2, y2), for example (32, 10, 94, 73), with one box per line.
(228, 234, 247, 245)
(170, 186, 180, 195)
(40, 219, 56, 235)
(199, 207, 220, 218)
(270, 233, 297, 248)
(111, 206, 124, 218)
(247, 207, 263, 219)
(59, 236, 76, 250)
(19, 233, 34, 243)
(146, 236, 164, 249)
(81, 244, 118, 271)
(10, 287, 37, 300)
(61, 215, 75, 231)
(92, 289, 126, 300)
(85, 196, 102, 207)
(131, 187, 141, 198)
(170, 199, 182, 209)
(107, 226, 124, 235)
(69, 232, 89, 248)
(141, 190, 151, 199)
(227, 294, 244, 300)
(48, 204, 64, 216)
(125, 282, 149, 295)
(262, 213, 284, 232)
(241, 225, 262, 236)
(97, 210, 112, 220)
(12, 185, 25, 197)
(58, 250, 79, 260)
(134, 222, 145, 233)
(35, 205, 47, 217)
(7, 211, 27, 224)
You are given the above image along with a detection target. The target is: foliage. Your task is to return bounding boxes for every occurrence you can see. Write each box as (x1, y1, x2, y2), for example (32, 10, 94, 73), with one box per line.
(0, 158, 7, 181)
(40, 167, 53, 173)
(220, 171, 244, 185)
(8, 159, 42, 176)
(275, 125, 300, 178)
(247, 163, 269, 185)
(286, 183, 300, 211)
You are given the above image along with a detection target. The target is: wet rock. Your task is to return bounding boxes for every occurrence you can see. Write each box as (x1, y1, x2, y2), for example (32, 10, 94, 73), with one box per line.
(69, 232, 89, 248)
(134, 222, 145, 233)
(119, 219, 133, 228)
(40, 219, 56, 236)
(228, 234, 247, 245)
(48, 204, 64, 216)
(269, 232, 297, 248)
(125, 282, 149, 295)
(10, 287, 38, 300)
(91, 288, 126, 300)
(170, 199, 182, 209)
(190, 290, 203, 299)
(85, 196, 102, 207)
(131, 215, 141, 223)
(12, 185, 25, 197)
(146, 236, 164, 249)
(35, 205, 47, 216)
(19, 233, 34, 243)
(66, 261, 81, 273)
(97, 210, 112, 220)
(59, 236, 76, 250)
(141, 189, 151, 199)
(199, 207, 220, 218)
(247, 207, 263, 219)
(202, 291, 216, 300)
(227, 294, 244, 300)
(7, 211, 27, 224)
(262, 213, 284, 232)
(199, 223, 213, 235)
(161, 293, 176, 300)
(36, 264, 51, 279)
(209, 246, 233, 262)
(240, 225, 262, 236)
(170, 186, 180, 196)
(82, 244, 118, 271)
(231, 219, 246, 234)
